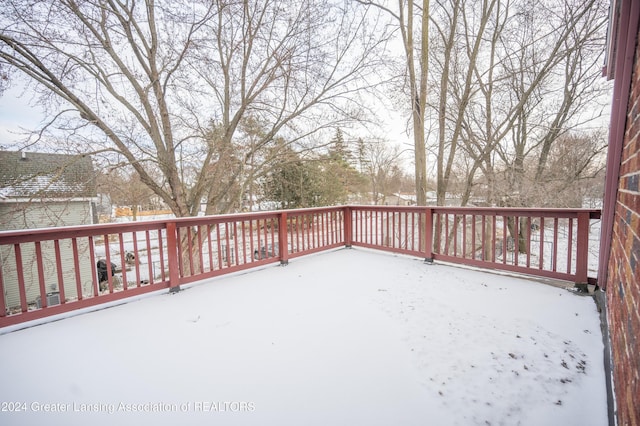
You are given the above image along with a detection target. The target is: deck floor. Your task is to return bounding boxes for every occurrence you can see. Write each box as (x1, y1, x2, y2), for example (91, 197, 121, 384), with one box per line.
(0, 248, 607, 426)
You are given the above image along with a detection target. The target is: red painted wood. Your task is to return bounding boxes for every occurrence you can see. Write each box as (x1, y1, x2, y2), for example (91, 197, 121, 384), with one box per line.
(35, 242, 47, 307)
(118, 234, 128, 290)
(132, 233, 141, 287)
(88, 236, 99, 296)
(279, 212, 289, 264)
(0, 205, 600, 328)
(553, 218, 559, 272)
(0, 282, 169, 328)
(567, 218, 574, 275)
(575, 212, 590, 284)
(0, 257, 6, 317)
(54, 240, 65, 304)
(539, 217, 545, 270)
(14, 244, 27, 313)
(72, 238, 83, 300)
(165, 222, 180, 289)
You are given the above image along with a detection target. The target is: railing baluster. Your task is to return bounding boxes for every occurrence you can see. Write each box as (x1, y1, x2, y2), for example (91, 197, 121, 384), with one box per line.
(132, 232, 141, 287)
(567, 218, 574, 275)
(54, 240, 65, 303)
(453, 214, 458, 257)
(241, 221, 247, 266)
(513, 216, 520, 266)
(118, 233, 128, 290)
(35, 242, 47, 307)
(444, 214, 450, 256)
(322, 212, 326, 247)
(501, 216, 507, 265)
(158, 228, 167, 282)
(72, 238, 83, 299)
(539, 217, 545, 270)
(89, 236, 99, 295)
(206, 225, 214, 270)
(14, 244, 27, 313)
(480, 215, 486, 261)
(553, 218, 559, 272)
(248, 220, 254, 262)
(491, 215, 496, 263)
(462, 214, 467, 259)
(471, 215, 476, 260)
(233, 222, 240, 267)
(526, 217, 531, 269)
(145, 231, 154, 284)
(197, 225, 205, 273)
(0, 256, 6, 317)
(187, 227, 195, 276)
(404, 211, 409, 249)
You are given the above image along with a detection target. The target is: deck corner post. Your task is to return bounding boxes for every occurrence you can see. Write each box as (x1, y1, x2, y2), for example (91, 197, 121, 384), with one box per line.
(424, 207, 433, 261)
(344, 206, 353, 248)
(574, 211, 590, 287)
(166, 221, 181, 293)
(279, 212, 289, 265)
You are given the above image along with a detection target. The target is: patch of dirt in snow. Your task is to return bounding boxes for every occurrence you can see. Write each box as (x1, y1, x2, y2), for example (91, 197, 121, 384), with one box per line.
(372, 261, 594, 426)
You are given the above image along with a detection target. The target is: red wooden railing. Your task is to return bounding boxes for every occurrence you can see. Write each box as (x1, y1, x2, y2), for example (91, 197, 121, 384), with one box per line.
(348, 206, 601, 285)
(0, 205, 599, 328)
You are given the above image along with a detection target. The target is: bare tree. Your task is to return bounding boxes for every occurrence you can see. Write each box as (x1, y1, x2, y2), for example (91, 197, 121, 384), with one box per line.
(358, 138, 404, 204)
(0, 0, 390, 219)
(423, 0, 608, 252)
(357, 0, 430, 207)
(97, 168, 156, 221)
(426, 0, 608, 204)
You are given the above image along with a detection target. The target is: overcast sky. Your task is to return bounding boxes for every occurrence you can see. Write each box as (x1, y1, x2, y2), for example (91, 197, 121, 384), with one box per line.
(0, 83, 46, 149)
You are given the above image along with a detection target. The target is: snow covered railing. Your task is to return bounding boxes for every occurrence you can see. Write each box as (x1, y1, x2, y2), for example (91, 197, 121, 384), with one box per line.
(0, 205, 599, 328)
(0, 207, 345, 327)
(348, 206, 601, 286)
(171, 207, 345, 285)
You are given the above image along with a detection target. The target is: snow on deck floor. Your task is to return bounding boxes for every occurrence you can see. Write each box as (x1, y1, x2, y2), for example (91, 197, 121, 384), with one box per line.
(0, 248, 607, 426)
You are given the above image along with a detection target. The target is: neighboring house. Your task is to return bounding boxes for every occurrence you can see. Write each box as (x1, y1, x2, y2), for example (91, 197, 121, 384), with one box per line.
(0, 151, 97, 310)
(600, 1, 640, 424)
(384, 193, 416, 206)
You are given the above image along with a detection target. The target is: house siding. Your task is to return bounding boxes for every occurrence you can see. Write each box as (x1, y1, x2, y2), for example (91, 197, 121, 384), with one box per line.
(0, 201, 95, 308)
(607, 20, 640, 426)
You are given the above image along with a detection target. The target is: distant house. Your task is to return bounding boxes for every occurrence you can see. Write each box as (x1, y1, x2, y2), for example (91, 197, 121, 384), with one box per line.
(384, 193, 416, 206)
(0, 151, 97, 309)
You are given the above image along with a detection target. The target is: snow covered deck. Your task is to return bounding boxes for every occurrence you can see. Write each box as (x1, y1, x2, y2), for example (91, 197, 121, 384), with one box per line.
(0, 248, 607, 426)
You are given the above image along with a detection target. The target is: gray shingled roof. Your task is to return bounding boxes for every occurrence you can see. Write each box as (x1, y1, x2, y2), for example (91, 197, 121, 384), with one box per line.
(0, 151, 97, 199)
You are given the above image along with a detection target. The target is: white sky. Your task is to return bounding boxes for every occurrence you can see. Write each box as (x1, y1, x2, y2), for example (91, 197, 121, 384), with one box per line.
(0, 84, 44, 149)
(0, 248, 608, 426)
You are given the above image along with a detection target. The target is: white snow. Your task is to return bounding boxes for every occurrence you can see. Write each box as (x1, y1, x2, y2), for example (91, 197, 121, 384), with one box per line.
(0, 248, 607, 426)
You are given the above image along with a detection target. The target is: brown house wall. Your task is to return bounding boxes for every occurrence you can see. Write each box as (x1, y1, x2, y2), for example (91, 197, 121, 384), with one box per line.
(607, 22, 640, 426)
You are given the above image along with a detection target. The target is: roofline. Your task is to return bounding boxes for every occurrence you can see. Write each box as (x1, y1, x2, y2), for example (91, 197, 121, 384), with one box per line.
(0, 197, 98, 204)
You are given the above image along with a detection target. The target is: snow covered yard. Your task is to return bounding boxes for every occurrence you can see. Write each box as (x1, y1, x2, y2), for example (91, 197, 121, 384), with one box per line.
(0, 248, 607, 426)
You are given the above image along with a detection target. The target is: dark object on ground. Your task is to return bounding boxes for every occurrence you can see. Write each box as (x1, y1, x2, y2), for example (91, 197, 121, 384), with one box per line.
(97, 259, 117, 284)
(253, 245, 276, 260)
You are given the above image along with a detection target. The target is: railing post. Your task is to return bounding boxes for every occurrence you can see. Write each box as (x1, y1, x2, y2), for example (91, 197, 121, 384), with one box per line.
(424, 207, 434, 263)
(575, 211, 590, 287)
(344, 206, 353, 247)
(0, 260, 6, 318)
(279, 212, 289, 265)
(166, 221, 181, 293)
